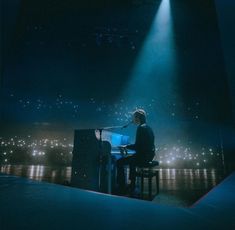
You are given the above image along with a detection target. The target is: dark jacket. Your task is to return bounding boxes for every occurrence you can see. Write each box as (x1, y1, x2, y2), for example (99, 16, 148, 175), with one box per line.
(126, 123, 155, 161)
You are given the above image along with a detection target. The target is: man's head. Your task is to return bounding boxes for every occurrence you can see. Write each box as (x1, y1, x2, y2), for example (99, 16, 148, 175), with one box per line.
(132, 109, 146, 125)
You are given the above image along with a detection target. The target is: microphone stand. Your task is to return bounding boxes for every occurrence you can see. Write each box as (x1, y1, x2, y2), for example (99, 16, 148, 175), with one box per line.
(101, 125, 128, 130)
(97, 128, 104, 192)
(96, 122, 131, 194)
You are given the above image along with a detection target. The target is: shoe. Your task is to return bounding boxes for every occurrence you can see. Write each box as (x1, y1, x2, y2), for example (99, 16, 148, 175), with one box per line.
(113, 186, 128, 196)
(129, 187, 140, 198)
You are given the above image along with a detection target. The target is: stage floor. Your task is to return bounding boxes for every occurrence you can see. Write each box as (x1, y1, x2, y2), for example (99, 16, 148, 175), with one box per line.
(0, 171, 235, 230)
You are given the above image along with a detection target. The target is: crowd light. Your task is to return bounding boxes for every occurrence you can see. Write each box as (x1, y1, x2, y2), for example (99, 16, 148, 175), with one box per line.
(0, 133, 223, 168)
(156, 144, 223, 168)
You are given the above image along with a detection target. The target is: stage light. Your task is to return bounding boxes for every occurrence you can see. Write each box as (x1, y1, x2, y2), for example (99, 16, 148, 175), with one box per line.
(119, 0, 178, 133)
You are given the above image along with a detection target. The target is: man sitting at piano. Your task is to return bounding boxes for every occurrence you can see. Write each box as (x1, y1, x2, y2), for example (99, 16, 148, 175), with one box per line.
(116, 108, 155, 195)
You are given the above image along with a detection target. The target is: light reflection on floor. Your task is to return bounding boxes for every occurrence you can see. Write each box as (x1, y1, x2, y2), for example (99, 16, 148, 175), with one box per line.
(0, 164, 225, 207)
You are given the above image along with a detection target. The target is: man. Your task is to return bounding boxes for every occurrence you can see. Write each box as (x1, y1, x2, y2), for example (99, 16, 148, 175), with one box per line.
(116, 109, 155, 195)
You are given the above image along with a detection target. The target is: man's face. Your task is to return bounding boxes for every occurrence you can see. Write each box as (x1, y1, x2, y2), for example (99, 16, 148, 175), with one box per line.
(133, 114, 140, 125)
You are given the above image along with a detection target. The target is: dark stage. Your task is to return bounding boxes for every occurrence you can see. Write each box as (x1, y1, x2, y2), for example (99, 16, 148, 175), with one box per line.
(0, 172, 235, 230)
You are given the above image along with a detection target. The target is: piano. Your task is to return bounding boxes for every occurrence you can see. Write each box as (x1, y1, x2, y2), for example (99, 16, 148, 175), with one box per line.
(71, 129, 134, 194)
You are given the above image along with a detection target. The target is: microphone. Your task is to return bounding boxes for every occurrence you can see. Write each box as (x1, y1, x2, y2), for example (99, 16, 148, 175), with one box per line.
(122, 121, 132, 128)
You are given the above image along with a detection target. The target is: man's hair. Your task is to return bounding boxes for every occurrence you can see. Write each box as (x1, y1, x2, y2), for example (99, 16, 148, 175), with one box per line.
(133, 109, 146, 123)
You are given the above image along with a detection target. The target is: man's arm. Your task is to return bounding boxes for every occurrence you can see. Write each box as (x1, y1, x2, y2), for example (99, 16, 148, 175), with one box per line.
(125, 126, 142, 151)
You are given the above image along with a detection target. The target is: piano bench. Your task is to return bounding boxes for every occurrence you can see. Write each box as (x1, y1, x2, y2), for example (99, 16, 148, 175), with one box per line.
(135, 160, 159, 200)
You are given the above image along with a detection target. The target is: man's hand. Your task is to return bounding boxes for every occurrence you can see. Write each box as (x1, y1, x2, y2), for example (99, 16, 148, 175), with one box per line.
(118, 145, 127, 156)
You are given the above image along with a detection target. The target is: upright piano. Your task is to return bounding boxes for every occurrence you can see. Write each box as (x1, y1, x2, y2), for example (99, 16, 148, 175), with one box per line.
(71, 129, 133, 194)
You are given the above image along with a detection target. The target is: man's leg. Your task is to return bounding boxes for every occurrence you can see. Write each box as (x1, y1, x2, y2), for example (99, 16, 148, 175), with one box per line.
(116, 157, 126, 189)
(116, 155, 136, 192)
(129, 157, 138, 192)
